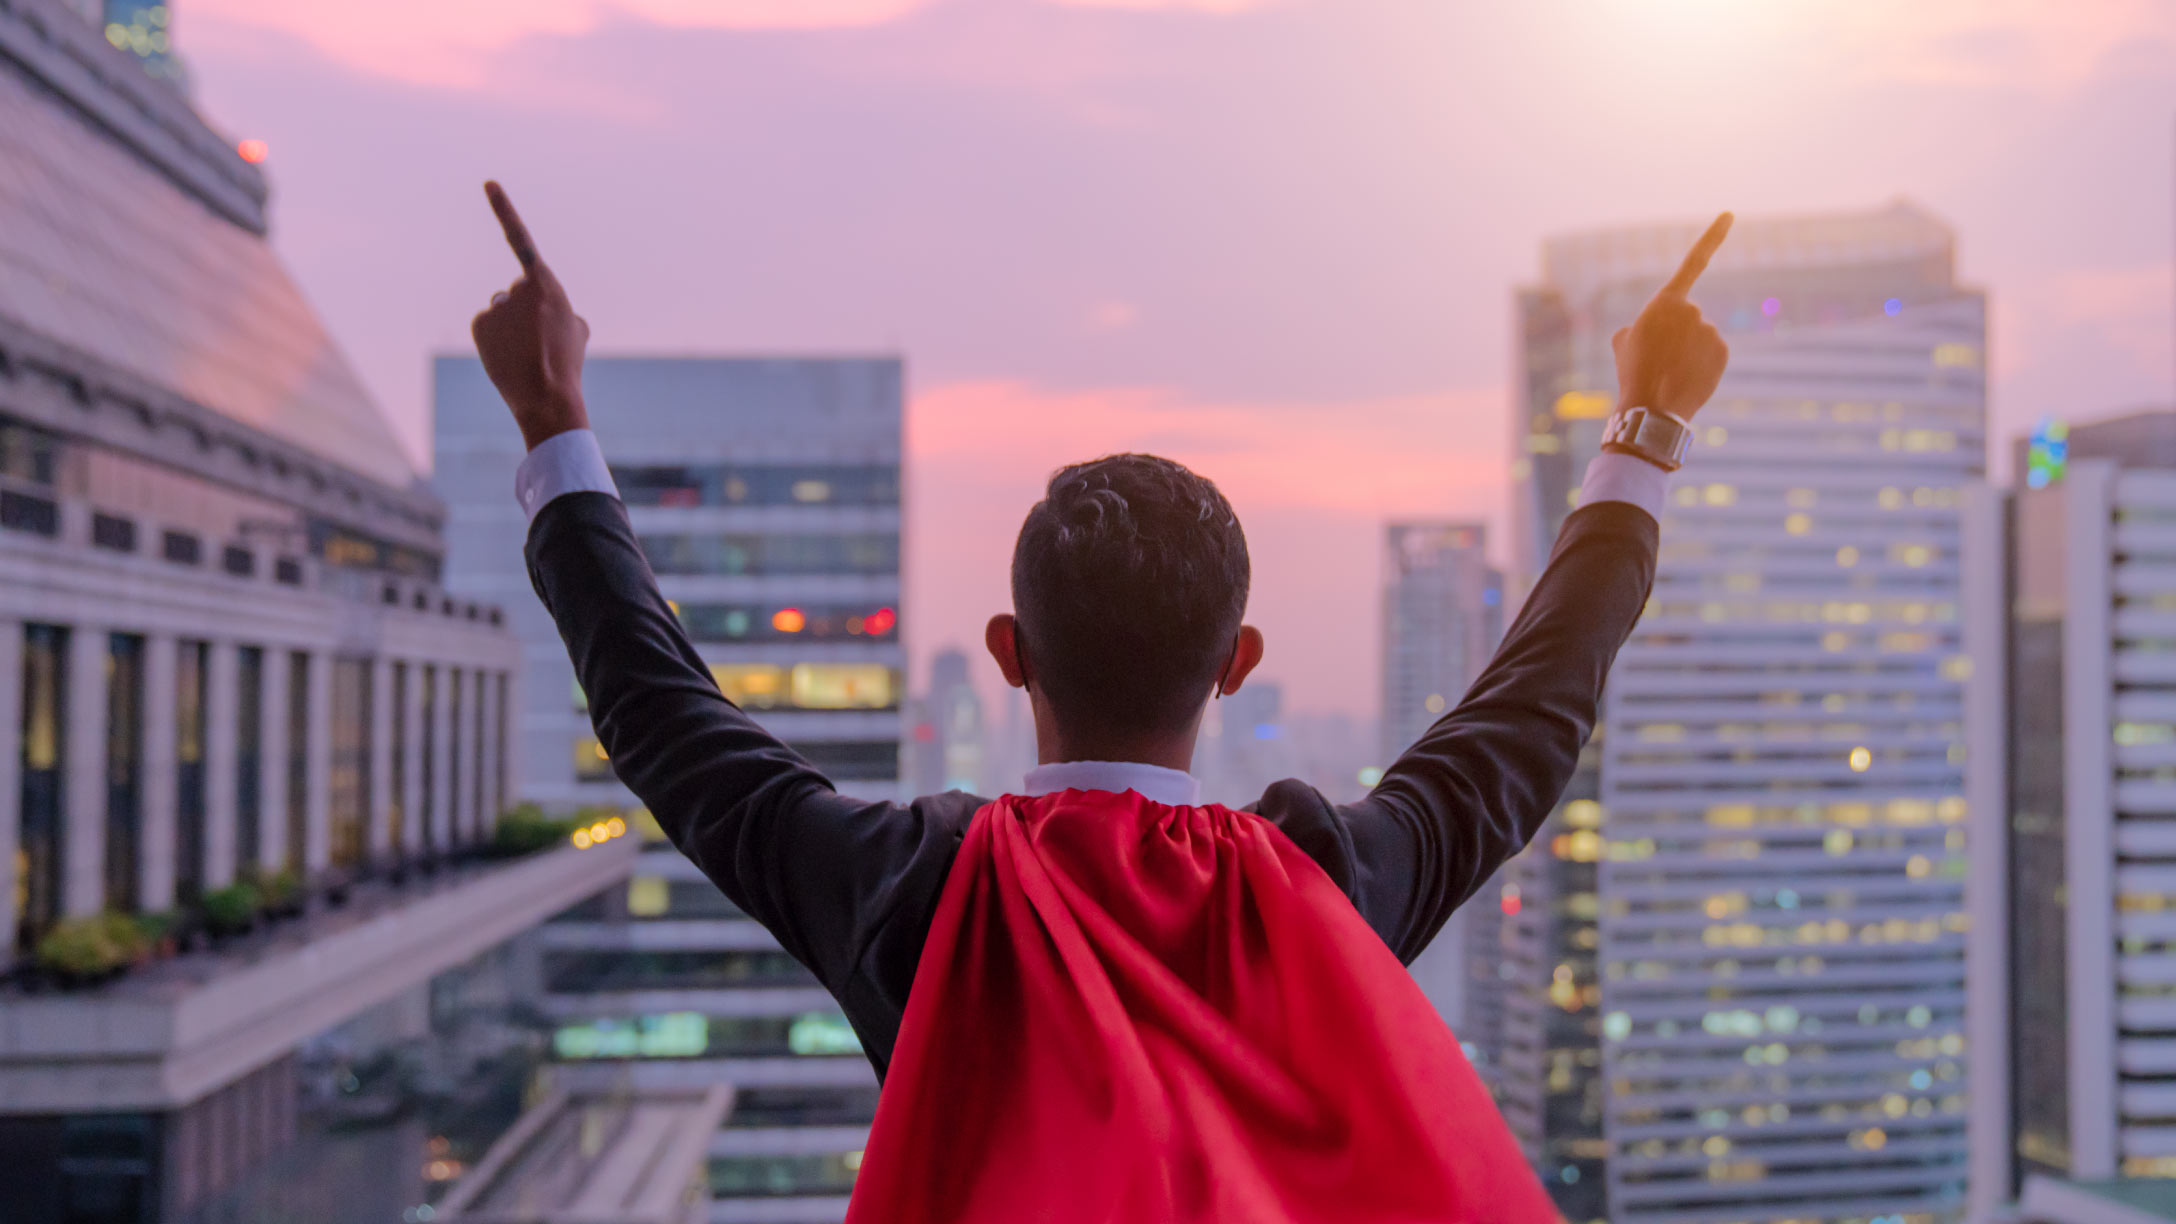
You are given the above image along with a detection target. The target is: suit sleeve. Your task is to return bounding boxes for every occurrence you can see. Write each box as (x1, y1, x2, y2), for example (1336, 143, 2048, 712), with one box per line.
(522, 491, 971, 1000)
(1260, 500, 1658, 963)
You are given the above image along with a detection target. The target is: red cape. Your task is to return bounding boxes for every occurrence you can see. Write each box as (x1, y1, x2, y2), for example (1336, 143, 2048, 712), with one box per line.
(845, 789, 1559, 1223)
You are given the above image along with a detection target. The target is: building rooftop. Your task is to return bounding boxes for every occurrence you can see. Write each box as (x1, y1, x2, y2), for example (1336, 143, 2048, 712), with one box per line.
(438, 1082, 733, 1224)
(1538, 198, 1956, 299)
(0, 0, 419, 489)
(0, 840, 639, 1114)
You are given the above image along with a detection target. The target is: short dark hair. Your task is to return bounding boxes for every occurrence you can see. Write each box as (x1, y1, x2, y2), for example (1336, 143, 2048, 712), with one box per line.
(1010, 453, 1250, 739)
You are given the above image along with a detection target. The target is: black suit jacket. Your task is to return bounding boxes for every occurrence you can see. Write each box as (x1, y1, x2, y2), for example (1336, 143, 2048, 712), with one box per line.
(526, 492, 1657, 1079)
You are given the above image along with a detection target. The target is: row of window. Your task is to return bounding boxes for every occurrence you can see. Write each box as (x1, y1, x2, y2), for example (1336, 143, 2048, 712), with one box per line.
(84, 510, 307, 584)
(541, 949, 817, 993)
(614, 463, 899, 508)
(550, 1010, 862, 1060)
(676, 601, 897, 643)
(12, 626, 507, 946)
(637, 531, 899, 577)
(573, 664, 898, 717)
(574, 735, 898, 783)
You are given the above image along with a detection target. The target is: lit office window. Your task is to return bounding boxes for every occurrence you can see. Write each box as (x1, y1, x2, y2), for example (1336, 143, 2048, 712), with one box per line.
(791, 664, 894, 710)
(711, 664, 788, 709)
(705, 664, 898, 711)
(105, 634, 145, 911)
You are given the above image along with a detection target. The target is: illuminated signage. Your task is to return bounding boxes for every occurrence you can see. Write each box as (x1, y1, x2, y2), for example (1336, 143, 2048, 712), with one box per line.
(2025, 418, 2068, 489)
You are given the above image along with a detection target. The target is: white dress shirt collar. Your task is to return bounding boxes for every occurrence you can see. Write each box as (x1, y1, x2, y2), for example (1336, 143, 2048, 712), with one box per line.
(1022, 760, 1202, 807)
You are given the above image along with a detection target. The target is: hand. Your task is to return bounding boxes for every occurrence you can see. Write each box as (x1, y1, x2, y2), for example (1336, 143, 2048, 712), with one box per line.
(472, 181, 592, 450)
(1613, 211, 1733, 421)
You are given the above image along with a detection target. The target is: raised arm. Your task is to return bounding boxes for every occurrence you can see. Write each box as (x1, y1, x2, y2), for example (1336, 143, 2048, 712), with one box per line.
(470, 184, 971, 1013)
(1274, 212, 1734, 962)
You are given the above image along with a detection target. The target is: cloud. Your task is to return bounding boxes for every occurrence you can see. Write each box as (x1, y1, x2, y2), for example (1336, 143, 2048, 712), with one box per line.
(186, 0, 939, 86)
(184, 0, 1282, 88)
(1050, 0, 1276, 11)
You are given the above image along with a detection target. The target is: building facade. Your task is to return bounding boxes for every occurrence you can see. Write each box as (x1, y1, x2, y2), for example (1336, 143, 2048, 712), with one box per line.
(0, 5, 593, 1222)
(1377, 522, 1504, 1046)
(435, 356, 905, 814)
(1506, 202, 1987, 1223)
(435, 356, 905, 1222)
(907, 647, 983, 797)
(1966, 413, 2176, 1216)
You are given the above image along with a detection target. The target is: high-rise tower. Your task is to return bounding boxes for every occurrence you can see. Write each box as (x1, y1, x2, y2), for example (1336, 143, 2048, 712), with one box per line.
(1507, 202, 1987, 1223)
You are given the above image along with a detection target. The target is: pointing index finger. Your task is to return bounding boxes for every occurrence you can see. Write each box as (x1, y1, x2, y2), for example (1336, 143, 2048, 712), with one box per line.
(484, 180, 540, 273)
(1661, 211, 1734, 298)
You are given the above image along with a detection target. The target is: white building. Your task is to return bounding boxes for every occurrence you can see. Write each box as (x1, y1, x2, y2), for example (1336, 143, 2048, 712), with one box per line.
(1510, 202, 1987, 1223)
(0, 4, 622, 1219)
(1963, 411, 2176, 1218)
(435, 356, 905, 1223)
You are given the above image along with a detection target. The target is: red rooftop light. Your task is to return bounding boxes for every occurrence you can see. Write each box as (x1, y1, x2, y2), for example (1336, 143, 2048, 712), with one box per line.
(237, 139, 268, 164)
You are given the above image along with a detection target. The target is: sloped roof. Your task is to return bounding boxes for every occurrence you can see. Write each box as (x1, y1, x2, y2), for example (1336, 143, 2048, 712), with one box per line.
(0, 53, 419, 488)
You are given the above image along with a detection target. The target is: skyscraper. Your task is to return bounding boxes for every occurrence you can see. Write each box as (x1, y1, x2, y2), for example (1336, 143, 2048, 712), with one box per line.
(0, 5, 599, 1219)
(434, 356, 906, 814)
(435, 355, 906, 1221)
(94, 2, 186, 87)
(1508, 202, 1987, 1223)
(1378, 522, 1504, 1041)
(1966, 410, 2176, 1213)
(908, 647, 984, 796)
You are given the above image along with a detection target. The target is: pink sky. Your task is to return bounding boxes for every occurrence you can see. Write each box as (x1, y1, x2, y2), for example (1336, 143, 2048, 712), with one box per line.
(175, 0, 2176, 715)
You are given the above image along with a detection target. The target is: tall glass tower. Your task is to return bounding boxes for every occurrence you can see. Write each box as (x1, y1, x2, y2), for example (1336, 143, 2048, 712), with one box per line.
(1506, 202, 1987, 1223)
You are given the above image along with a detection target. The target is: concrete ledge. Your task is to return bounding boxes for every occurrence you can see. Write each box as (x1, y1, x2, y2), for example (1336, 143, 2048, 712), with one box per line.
(0, 839, 637, 1112)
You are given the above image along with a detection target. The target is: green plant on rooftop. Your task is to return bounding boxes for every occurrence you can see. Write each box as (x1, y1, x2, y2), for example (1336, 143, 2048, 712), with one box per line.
(200, 883, 261, 937)
(35, 913, 144, 986)
(491, 803, 581, 858)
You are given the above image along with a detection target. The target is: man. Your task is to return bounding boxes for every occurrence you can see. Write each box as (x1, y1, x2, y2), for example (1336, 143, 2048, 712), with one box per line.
(473, 181, 1730, 1222)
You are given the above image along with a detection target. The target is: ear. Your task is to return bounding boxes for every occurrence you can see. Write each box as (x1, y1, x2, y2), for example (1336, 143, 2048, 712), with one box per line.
(1217, 625, 1266, 698)
(985, 614, 1029, 689)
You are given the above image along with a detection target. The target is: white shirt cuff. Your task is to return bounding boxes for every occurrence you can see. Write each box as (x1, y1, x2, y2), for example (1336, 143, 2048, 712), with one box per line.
(1579, 451, 1670, 521)
(515, 429, 620, 522)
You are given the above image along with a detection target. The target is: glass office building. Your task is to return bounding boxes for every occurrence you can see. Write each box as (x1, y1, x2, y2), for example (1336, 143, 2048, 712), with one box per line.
(434, 356, 905, 814)
(435, 356, 904, 1221)
(1505, 203, 1987, 1223)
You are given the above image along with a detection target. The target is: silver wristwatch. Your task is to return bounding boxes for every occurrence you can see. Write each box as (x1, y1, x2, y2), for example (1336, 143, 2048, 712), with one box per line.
(1601, 406, 1695, 472)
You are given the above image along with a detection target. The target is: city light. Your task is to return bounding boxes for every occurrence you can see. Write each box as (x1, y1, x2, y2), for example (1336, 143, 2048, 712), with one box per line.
(237, 138, 269, 164)
(772, 607, 806, 633)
